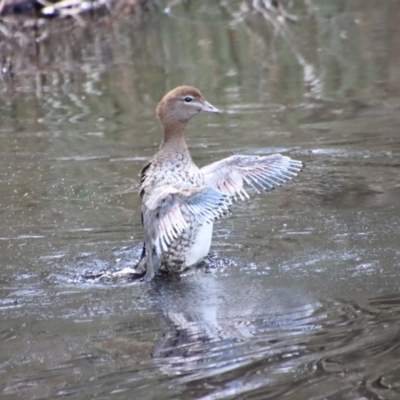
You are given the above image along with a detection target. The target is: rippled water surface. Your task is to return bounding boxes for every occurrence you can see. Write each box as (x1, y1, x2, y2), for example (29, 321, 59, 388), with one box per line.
(1, 1, 400, 399)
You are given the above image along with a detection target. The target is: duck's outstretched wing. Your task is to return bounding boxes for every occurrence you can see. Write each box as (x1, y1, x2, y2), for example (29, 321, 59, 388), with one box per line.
(201, 154, 303, 200)
(142, 185, 231, 278)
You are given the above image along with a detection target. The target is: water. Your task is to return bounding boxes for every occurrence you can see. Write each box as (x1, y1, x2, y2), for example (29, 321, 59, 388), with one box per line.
(1, 1, 400, 399)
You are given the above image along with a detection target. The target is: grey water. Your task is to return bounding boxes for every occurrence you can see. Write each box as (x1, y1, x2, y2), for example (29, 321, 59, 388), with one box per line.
(1, 1, 400, 399)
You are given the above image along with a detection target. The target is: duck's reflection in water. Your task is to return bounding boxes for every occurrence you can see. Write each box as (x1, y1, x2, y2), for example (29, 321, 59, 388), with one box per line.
(149, 272, 323, 385)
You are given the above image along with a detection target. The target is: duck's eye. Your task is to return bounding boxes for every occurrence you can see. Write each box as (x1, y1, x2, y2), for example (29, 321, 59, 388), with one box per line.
(184, 96, 193, 103)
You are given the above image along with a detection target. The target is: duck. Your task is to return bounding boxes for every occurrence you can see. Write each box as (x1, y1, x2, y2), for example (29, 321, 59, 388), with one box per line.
(134, 86, 303, 279)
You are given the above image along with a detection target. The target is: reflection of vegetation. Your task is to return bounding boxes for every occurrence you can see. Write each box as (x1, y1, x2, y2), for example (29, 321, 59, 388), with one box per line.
(0, 0, 156, 100)
(0, 0, 153, 19)
(0, 1, 399, 119)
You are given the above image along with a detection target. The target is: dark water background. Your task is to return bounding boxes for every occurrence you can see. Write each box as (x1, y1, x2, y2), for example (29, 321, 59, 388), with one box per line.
(1, 1, 400, 399)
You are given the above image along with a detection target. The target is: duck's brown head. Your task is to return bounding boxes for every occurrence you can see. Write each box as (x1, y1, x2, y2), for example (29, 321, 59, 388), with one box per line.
(156, 86, 220, 127)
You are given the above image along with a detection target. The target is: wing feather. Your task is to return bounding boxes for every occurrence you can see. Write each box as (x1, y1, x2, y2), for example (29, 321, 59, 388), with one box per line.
(144, 185, 232, 257)
(201, 154, 303, 198)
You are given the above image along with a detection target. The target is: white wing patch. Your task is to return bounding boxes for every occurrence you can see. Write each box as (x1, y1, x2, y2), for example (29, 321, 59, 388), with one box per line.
(144, 185, 232, 256)
(201, 154, 303, 199)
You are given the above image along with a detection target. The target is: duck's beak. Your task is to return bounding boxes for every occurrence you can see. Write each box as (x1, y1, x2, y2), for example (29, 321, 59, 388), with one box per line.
(202, 101, 221, 114)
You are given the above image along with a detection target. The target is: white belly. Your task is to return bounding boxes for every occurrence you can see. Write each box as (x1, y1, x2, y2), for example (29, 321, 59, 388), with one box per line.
(185, 222, 214, 266)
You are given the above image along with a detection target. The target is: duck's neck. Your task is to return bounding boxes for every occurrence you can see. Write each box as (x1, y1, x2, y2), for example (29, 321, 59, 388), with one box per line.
(160, 121, 191, 156)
